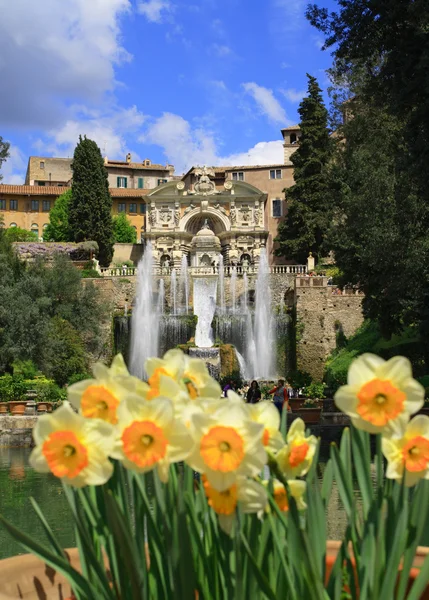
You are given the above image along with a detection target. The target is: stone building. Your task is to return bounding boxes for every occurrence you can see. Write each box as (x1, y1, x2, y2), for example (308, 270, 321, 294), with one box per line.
(25, 154, 174, 190)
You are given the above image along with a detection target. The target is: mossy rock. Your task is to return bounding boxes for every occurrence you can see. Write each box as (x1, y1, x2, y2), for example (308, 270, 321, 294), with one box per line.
(219, 344, 239, 379)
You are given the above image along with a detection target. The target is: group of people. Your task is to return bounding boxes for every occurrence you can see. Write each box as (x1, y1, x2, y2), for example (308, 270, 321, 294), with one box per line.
(222, 378, 299, 414)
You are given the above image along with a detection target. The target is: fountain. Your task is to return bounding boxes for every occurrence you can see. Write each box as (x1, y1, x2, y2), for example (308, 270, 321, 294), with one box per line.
(129, 242, 160, 379)
(179, 255, 189, 314)
(230, 267, 237, 314)
(194, 278, 217, 348)
(218, 254, 225, 313)
(158, 279, 165, 315)
(252, 249, 275, 378)
(171, 268, 177, 315)
(242, 272, 249, 312)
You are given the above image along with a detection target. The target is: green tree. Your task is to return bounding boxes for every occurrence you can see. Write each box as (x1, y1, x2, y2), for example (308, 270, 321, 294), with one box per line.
(44, 189, 72, 242)
(0, 136, 10, 182)
(69, 136, 114, 266)
(4, 227, 38, 243)
(41, 317, 87, 386)
(275, 75, 333, 263)
(113, 212, 137, 243)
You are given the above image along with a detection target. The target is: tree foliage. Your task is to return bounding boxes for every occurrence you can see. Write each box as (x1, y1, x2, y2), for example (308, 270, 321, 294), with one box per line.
(69, 136, 114, 266)
(3, 227, 38, 243)
(275, 75, 333, 263)
(113, 212, 137, 244)
(0, 136, 10, 182)
(44, 189, 72, 242)
(41, 317, 87, 386)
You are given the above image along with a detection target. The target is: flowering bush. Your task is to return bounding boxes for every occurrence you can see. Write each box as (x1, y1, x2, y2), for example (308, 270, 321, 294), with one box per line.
(2, 350, 429, 599)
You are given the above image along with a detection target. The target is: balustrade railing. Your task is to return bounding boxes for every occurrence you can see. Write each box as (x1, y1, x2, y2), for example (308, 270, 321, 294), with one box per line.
(100, 264, 307, 277)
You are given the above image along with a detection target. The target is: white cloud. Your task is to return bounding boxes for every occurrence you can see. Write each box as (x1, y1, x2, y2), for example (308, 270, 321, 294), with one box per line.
(280, 88, 306, 103)
(210, 43, 232, 57)
(242, 82, 288, 124)
(1, 145, 27, 185)
(138, 0, 172, 23)
(272, 0, 306, 32)
(0, 0, 131, 128)
(141, 112, 285, 173)
(36, 105, 146, 160)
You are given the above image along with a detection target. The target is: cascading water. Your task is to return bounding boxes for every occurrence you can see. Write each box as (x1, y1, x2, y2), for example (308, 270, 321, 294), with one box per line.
(194, 278, 217, 348)
(242, 272, 249, 312)
(171, 268, 177, 315)
(252, 249, 275, 378)
(179, 255, 189, 314)
(129, 242, 160, 379)
(218, 254, 225, 313)
(230, 267, 237, 314)
(158, 279, 165, 315)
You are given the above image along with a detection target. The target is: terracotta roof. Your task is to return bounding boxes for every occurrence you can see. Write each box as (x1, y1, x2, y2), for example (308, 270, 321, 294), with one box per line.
(0, 184, 149, 198)
(224, 164, 291, 171)
(106, 161, 173, 171)
(281, 125, 301, 131)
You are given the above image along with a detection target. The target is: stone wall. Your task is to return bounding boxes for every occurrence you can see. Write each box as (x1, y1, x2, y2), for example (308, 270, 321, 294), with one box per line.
(0, 416, 37, 447)
(295, 277, 364, 380)
(112, 243, 144, 265)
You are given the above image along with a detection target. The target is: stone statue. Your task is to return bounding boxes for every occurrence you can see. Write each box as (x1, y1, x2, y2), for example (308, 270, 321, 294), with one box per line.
(230, 205, 237, 226)
(254, 208, 261, 225)
(174, 207, 180, 226)
(184, 203, 196, 215)
(149, 207, 157, 226)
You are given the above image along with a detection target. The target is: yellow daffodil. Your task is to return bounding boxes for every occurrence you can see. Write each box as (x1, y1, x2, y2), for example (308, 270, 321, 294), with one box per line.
(111, 394, 193, 482)
(248, 401, 284, 453)
(68, 355, 133, 424)
(187, 401, 267, 491)
(269, 479, 307, 512)
(182, 354, 222, 400)
(203, 475, 267, 534)
(29, 402, 114, 487)
(382, 414, 429, 486)
(334, 354, 424, 435)
(276, 418, 317, 479)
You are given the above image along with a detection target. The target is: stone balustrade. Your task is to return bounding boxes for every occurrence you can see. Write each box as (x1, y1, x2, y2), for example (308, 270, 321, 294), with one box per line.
(99, 264, 307, 278)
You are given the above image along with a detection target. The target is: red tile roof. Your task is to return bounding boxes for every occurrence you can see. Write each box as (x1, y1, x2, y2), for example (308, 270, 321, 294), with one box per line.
(0, 185, 149, 198)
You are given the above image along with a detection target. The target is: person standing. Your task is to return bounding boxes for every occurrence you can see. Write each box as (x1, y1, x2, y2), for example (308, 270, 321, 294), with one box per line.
(268, 379, 289, 414)
(246, 380, 261, 404)
(223, 380, 235, 397)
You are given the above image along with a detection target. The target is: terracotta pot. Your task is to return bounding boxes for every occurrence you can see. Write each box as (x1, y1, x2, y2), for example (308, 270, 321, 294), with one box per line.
(0, 404, 8, 414)
(8, 401, 26, 416)
(37, 402, 49, 413)
(297, 407, 322, 423)
(289, 398, 305, 410)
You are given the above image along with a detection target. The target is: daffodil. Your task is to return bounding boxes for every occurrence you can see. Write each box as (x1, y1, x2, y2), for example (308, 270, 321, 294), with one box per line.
(203, 475, 267, 534)
(181, 354, 222, 400)
(68, 355, 132, 424)
(29, 402, 114, 487)
(269, 479, 307, 512)
(111, 394, 193, 482)
(187, 401, 267, 491)
(248, 401, 284, 453)
(276, 418, 317, 479)
(382, 414, 429, 486)
(334, 354, 424, 435)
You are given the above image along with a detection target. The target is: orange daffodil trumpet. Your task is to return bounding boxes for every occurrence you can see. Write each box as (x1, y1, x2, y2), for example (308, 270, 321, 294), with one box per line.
(276, 418, 317, 479)
(334, 354, 424, 435)
(382, 415, 429, 487)
(268, 479, 307, 513)
(30, 402, 115, 487)
(248, 400, 284, 453)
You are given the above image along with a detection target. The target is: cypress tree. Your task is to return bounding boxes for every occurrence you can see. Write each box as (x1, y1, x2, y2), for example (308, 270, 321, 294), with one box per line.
(275, 75, 332, 263)
(69, 136, 114, 266)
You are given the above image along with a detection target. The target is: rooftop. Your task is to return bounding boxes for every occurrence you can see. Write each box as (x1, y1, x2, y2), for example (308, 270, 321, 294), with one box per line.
(281, 125, 301, 131)
(0, 185, 149, 198)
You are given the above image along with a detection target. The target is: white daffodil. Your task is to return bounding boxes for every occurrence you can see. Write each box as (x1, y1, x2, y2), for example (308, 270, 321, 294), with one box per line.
(29, 402, 114, 488)
(187, 401, 267, 492)
(334, 354, 424, 435)
(382, 414, 429, 487)
(182, 354, 222, 400)
(276, 418, 317, 479)
(203, 475, 267, 535)
(248, 401, 284, 453)
(111, 394, 193, 482)
(269, 479, 307, 513)
(68, 355, 132, 425)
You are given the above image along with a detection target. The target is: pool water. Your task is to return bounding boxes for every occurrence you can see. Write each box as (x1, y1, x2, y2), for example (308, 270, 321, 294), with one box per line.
(0, 446, 349, 560)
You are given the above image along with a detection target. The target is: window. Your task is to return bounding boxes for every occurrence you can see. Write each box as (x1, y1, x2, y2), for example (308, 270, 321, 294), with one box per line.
(40, 161, 45, 169)
(270, 169, 282, 179)
(157, 179, 168, 185)
(117, 177, 127, 188)
(0, 199, 5, 210)
(129, 203, 137, 213)
(42, 200, 51, 212)
(140, 203, 146, 214)
(31, 200, 39, 211)
(31, 224, 39, 239)
(37, 181, 46, 186)
(272, 199, 282, 218)
(10, 199, 18, 211)
(137, 177, 144, 189)
(9, 223, 17, 227)
(118, 203, 126, 213)
(232, 172, 244, 181)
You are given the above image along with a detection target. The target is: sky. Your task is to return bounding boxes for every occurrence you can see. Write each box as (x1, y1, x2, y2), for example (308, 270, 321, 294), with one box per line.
(0, 0, 337, 183)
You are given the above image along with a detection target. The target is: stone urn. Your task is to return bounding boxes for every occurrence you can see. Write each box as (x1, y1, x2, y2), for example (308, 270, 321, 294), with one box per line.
(8, 401, 26, 416)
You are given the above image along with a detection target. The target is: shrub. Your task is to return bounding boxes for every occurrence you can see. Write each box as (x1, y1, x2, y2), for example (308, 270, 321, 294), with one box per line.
(34, 380, 66, 403)
(41, 317, 87, 386)
(304, 381, 326, 399)
(12, 359, 38, 380)
(81, 268, 102, 278)
(287, 369, 312, 389)
(0, 375, 13, 401)
(68, 372, 92, 386)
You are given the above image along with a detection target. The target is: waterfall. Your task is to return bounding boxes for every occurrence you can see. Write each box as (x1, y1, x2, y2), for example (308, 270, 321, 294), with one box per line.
(230, 267, 237, 314)
(171, 268, 177, 315)
(194, 278, 217, 348)
(236, 349, 249, 381)
(253, 249, 275, 378)
(242, 272, 249, 312)
(124, 302, 128, 317)
(129, 242, 160, 379)
(158, 279, 165, 315)
(218, 254, 225, 313)
(179, 255, 189, 314)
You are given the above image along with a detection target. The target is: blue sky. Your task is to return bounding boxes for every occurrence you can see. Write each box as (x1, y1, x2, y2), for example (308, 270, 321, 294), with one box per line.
(0, 0, 337, 182)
